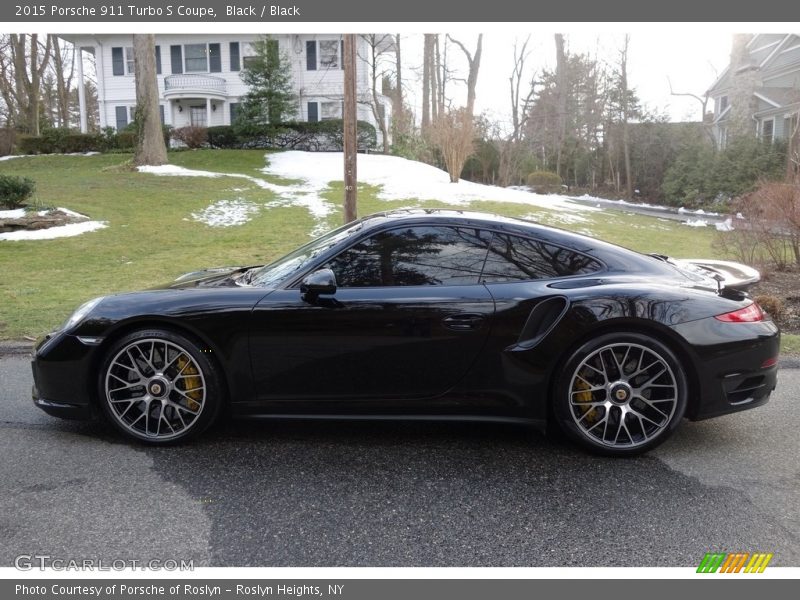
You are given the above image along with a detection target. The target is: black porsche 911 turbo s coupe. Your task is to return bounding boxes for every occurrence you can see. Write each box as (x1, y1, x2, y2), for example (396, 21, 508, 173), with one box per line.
(32, 209, 779, 455)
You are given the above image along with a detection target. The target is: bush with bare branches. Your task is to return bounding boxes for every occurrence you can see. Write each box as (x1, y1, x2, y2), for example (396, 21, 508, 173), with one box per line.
(715, 181, 800, 271)
(427, 108, 474, 183)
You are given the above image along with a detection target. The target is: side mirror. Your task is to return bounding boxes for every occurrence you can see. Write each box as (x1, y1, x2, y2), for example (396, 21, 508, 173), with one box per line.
(300, 268, 337, 302)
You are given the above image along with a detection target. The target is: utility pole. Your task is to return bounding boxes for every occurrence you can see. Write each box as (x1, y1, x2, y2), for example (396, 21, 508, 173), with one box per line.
(343, 34, 358, 223)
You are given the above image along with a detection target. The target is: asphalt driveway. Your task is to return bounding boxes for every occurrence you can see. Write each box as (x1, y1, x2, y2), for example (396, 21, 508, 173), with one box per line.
(1, 354, 798, 567)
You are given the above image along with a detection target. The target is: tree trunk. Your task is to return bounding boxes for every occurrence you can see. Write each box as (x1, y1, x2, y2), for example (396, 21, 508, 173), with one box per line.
(554, 34, 567, 178)
(422, 35, 432, 132)
(620, 35, 634, 199)
(394, 34, 403, 122)
(133, 34, 167, 166)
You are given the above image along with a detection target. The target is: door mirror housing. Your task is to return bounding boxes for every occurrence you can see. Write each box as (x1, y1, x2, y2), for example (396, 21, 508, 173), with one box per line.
(300, 268, 337, 301)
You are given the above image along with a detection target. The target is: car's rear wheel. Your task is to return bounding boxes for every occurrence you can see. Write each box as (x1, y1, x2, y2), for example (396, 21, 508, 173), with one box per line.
(98, 329, 221, 444)
(554, 332, 687, 456)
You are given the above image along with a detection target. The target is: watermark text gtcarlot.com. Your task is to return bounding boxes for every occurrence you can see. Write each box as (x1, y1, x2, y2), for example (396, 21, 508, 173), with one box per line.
(14, 554, 194, 571)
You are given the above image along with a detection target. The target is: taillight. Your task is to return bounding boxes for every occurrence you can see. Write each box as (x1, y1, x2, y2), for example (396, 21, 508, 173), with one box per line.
(714, 303, 764, 323)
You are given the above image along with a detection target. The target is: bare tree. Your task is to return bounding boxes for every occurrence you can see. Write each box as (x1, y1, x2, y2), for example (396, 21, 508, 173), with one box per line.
(619, 34, 634, 199)
(499, 36, 536, 186)
(132, 34, 167, 166)
(51, 36, 75, 128)
(447, 34, 483, 118)
(422, 34, 433, 132)
(667, 76, 716, 145)
(9, 34, 52, 134)
(428, 108, 474, 183)
(359, 34, 393, 153)
(554, 33, 568, 177)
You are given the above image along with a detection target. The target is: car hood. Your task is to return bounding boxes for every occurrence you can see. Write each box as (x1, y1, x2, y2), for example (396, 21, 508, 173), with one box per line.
(154, 266, 261, 290)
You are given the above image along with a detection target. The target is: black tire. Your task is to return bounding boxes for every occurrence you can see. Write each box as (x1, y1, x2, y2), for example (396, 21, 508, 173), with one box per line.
(553, 332, 687, 457)
(97, 328, 223, 444)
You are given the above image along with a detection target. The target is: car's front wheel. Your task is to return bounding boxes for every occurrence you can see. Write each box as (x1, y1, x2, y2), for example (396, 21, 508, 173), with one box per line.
(98, 329, 222, 444)
(553, 332, 688, 456)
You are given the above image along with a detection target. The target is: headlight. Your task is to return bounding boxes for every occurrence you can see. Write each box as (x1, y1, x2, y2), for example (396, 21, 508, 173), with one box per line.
(62, 297, 104, 331)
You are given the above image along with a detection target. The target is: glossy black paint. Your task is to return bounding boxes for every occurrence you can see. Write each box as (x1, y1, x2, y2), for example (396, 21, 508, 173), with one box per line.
(32, 210, 780, 429)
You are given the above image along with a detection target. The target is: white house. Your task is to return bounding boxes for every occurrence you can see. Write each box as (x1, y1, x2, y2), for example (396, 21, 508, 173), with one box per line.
(59, 34, 393, 143)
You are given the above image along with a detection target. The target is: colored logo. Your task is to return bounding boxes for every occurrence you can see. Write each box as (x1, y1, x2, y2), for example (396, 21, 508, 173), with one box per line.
(697, 552, 773, 573)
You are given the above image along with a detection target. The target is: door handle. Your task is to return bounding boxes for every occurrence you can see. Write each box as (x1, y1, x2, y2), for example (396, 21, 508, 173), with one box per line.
(442, 313, 485, 331)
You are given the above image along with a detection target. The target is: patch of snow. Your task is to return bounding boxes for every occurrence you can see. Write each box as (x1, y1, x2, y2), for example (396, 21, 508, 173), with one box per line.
(263, 152, 596, 213)
(0, 220, 107, 241)
(0, 152, 99, 161)
(0, 208, 26, 218)
(55, 207, 87, 219)
(137, 164, 224, 178)
(715, 217, 734, 232)
(538, 212, 589, 225)
(191, 199, 260, 227)
(678, 207, 687, 214)
(683, 218, 708, 228)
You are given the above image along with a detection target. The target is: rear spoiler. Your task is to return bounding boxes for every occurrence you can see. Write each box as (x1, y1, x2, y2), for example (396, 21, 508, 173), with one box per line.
(672, 259, 761, 292)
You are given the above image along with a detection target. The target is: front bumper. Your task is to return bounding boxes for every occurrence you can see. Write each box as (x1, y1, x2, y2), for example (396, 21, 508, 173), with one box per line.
(31, 331, 99, 421)
(671, 317, 780, 421)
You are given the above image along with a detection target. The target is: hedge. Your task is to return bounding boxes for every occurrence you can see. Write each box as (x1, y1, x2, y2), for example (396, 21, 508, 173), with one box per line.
(208, 120, 377, 151)
(17, 126, 172, 155)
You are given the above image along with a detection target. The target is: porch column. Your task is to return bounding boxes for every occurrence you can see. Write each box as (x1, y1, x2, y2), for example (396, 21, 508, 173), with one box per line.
(206, 97, 211, 127)
(76, 46, 88, 133)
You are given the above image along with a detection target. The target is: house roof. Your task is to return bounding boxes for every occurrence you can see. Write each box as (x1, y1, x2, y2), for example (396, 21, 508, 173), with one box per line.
(755, 86, 800, 108)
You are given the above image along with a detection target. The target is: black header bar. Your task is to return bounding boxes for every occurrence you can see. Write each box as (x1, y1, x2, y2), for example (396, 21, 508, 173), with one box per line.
(4, 0, 800, 23)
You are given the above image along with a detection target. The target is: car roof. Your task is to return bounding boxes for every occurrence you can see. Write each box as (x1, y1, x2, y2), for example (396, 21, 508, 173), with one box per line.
(351, 208, 675, 277)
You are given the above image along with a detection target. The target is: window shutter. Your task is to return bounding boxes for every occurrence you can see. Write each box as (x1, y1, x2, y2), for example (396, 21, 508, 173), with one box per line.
(230, 42, 240, 71)
(115, 106, 128, 130)
(341, 40, 345, 70)
(306, 41, 316, 70)
(159, 105, 165, 124)
(209, 43, 221, 73)
(155, 45, 162, 75)
(111, 47, 124, 76)
(307, 102, 318, 122)
(170, 45, 183, 74)
(230, 102, 239, 124)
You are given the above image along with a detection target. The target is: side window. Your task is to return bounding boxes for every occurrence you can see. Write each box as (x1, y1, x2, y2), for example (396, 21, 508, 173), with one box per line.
(325, 226, 491, 287)
(481, 233, 601, 282)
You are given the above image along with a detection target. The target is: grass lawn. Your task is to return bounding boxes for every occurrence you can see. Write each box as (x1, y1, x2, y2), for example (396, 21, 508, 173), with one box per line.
(0, 149, 777, 347)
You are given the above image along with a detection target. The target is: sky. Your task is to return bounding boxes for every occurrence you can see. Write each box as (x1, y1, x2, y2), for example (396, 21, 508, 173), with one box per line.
(396, 30, 733, 128)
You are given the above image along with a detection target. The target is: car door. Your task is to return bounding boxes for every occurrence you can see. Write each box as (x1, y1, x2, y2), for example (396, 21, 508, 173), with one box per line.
(248, 224, 496, 407)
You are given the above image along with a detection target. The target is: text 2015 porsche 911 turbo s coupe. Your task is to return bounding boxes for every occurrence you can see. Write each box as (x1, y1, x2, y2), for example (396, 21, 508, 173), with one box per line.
(31, 210, 779, 455)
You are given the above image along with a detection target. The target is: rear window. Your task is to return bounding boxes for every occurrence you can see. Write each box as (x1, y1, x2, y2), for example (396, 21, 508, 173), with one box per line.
(481, 232, 602, 282)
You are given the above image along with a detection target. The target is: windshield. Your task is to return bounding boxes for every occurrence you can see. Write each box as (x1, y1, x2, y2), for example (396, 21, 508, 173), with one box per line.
(248, 220, 365, 287)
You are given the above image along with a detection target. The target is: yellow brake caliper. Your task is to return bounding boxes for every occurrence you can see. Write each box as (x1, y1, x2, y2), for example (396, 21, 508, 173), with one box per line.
(574, 370, 599, 424)
(176, 355, 202, 411)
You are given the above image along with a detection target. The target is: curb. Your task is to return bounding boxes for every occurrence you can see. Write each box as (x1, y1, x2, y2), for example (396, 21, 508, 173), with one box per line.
(0, 341, 34, 356)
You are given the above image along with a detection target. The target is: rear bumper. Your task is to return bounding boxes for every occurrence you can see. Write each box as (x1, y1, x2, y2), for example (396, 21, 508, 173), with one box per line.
(671, 317, 780, 421)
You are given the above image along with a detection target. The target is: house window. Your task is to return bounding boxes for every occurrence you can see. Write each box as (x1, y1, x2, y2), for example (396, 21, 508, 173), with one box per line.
(719, 95, 728, 113)
(307, 39, 343, 71)
(762, 119, 774, 144)
(185, 44, 208, 73)
(320, 101, 340, 120)
(125, 47, 135, 74)
(718, 126, 728, 149)
(319, 40, 340, 69)
(190, 105, 207, 127)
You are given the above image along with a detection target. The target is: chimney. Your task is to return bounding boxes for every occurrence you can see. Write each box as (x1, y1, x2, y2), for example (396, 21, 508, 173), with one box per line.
(727, 34, 759, 139)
